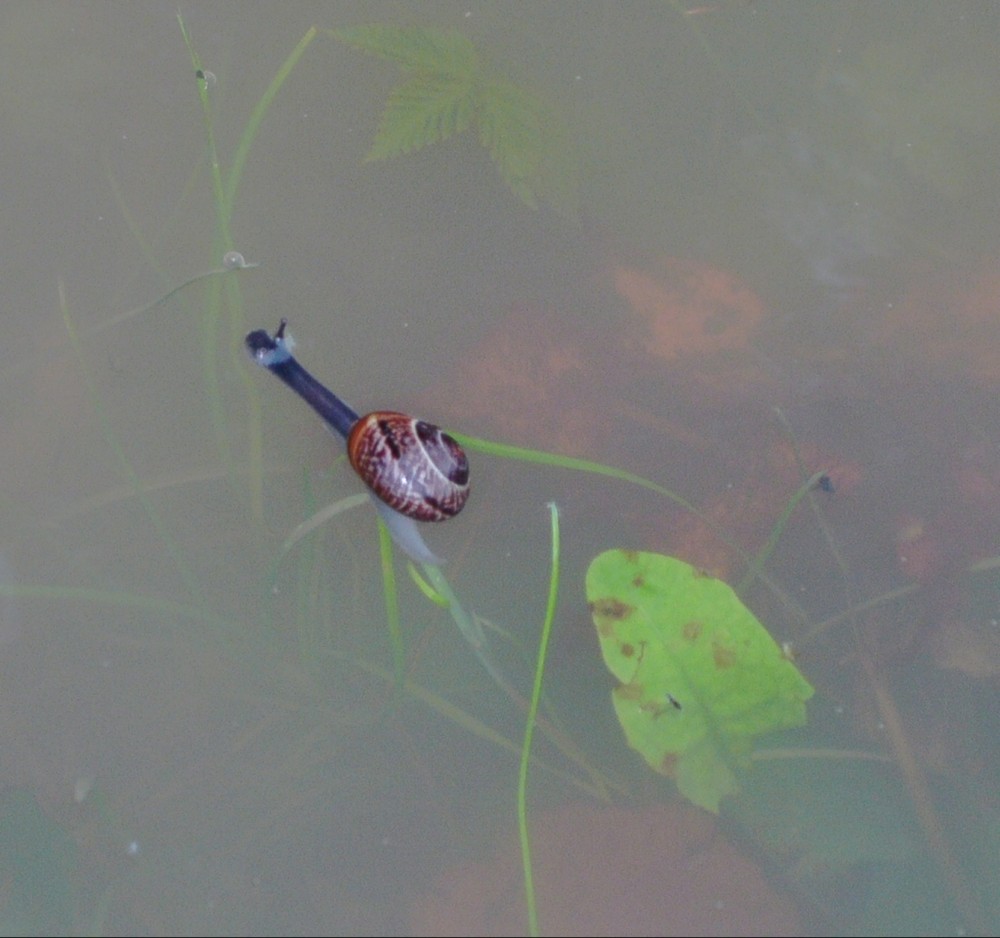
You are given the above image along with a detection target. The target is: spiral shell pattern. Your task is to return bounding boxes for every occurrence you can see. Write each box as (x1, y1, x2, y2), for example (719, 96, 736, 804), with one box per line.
(347, 412, 470, 521)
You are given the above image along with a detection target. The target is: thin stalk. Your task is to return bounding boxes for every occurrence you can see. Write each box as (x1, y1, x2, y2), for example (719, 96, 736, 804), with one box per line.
(736, 469, 828, 596)
(776, 409, 985, 931)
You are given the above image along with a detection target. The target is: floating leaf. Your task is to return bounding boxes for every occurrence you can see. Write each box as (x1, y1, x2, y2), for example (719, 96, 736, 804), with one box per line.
(586, 549, 814, 812)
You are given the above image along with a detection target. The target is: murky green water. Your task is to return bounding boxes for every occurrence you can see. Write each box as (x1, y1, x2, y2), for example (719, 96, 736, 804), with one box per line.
(1, 2, 998, 933)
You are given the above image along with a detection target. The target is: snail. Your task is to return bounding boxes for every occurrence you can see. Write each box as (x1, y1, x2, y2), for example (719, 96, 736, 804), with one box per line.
(245, 319, 469, 564)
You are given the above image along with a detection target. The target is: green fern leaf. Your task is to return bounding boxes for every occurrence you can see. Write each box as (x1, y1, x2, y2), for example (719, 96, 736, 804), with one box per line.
(366, 74, 477, 160)
(478, 79, 579, 218)
(332, 24, 479, 77)
(333, 24, 579, 218)
(477, 80, 549, 209)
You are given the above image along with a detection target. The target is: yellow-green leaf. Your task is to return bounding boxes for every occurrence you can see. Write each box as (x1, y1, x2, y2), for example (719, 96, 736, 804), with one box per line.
(586, 549, 814, 812)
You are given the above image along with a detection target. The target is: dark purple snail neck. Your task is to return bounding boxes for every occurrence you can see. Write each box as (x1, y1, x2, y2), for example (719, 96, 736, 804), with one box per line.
(245, 319, 359, 440)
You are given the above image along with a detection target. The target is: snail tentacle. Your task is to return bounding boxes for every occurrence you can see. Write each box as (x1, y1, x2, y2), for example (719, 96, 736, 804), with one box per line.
(245, 320, 359, 439)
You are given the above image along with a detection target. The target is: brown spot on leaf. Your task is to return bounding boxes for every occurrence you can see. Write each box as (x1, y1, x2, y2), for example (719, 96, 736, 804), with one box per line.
(682, 621, 702, 641)
(713, 639, 736, 668)
(620, 642, 635, 657)
(622, 549, 640, 564)
(632, 574, 645, 588)
(617, 682, 643, 701)
(590, 597, 634, 621)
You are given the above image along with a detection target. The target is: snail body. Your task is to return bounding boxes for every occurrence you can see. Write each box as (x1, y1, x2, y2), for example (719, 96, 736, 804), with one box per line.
(245, 320, 469, 559)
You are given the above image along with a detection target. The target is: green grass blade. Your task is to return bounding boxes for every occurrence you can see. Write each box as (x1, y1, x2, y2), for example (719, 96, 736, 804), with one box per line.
(735, 469, 828, 596)
(339, 651, 608, 799)
(452, 431, 812, 624)
(178, 17, 317, 522)
(276, 492, 368, 560)
(450, 432, 703, 512)
(225, 26, 318, 210)
(518, 502, 561, 938)
(178, 15, 230, 242)
(376, 512, 407, 691)
(418, 562, 506, 687)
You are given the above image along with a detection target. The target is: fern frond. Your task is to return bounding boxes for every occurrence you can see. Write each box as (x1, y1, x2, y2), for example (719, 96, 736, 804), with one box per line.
(366, 74, 477, 160)
(332, 25, 479, 78)
(477, 80, 548, 208)
(334, 24, 580, 218)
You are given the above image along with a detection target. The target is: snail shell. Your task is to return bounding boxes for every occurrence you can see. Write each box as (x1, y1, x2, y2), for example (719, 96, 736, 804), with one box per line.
(347, 412, 470, 522)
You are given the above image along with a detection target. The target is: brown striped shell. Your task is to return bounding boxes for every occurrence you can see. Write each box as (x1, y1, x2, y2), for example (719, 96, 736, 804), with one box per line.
(347, 412, 470, 521)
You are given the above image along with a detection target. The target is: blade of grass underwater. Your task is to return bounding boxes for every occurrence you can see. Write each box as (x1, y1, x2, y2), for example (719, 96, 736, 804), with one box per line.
(341, 652, 610, 800)
(275, 492, 369, 560)
(406, 563, 451, 608)
(773, 414, 986, 930)
(0, 582, 239, 637)
(275, 492, 620, 799)
(100, 167, 221, 330)
(418, 561, 506, 688)
(291, 471, 322, 668)
(59, 280, 204, 605)
(451, 432, 704, 512)
(518, 502, 560, 938)
(179, 15, 316, 522)
(179, 15, 249, 509)
(89, 263, 259, 337)
(212, 24, 317, 513)
(178, 16, 230, 243)
(452, 431, 755, 559)
(454, 432, 813, 628)
(264, 491, 368, 650)
(225, 26, 318, 210)
(735, 469, 829, 596)
(376, 512, 408, 691)
(47, 460, 287, 526)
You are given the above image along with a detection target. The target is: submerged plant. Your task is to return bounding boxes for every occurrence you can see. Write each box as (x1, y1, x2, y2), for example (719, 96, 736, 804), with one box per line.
(331, 24, 579, 218)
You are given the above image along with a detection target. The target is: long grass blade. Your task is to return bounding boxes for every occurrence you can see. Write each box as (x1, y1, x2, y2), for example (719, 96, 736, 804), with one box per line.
(377, 512, 407, 691)
(518, 502, 561, 937)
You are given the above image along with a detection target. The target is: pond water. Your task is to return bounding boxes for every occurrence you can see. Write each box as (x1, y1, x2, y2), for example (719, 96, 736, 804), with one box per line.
(2, 1, 999, 934)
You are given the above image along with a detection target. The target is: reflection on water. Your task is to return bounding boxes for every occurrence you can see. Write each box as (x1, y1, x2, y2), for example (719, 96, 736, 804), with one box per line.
(739, 126, 898, 296)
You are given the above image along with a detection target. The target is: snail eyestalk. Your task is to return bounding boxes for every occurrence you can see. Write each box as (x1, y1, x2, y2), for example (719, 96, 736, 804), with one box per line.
(245, 319, 360, 439)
